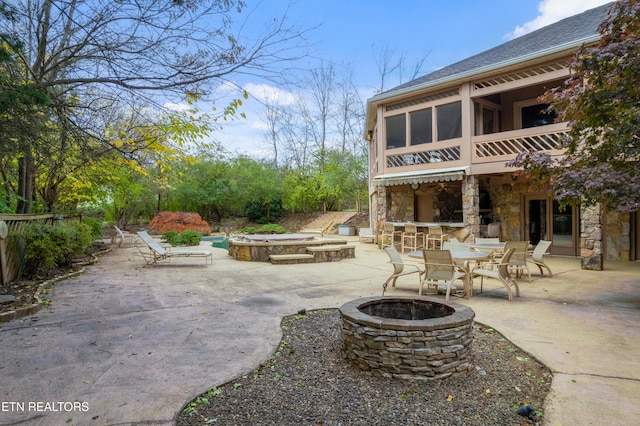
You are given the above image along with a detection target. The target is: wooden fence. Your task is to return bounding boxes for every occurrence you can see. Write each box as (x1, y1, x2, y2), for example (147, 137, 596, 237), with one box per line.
(0, 213, 83, 285)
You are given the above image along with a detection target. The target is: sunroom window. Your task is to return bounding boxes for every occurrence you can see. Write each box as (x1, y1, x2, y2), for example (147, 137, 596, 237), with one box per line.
(436, 102, 462, 141)
(385, 114, 406, 149)
(410, 108, 432, 145)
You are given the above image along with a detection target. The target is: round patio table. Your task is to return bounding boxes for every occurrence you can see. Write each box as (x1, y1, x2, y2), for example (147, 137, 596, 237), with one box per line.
(408, 250, 489, 298)
(470, 242, 505, 251)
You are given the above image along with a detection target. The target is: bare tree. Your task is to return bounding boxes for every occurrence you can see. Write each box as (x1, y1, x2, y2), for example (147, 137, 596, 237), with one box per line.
(307, 61, 335, 175)
(334, 67, 365, 155)
(372, 42, 430, 93)
(1, 0, 311, 212)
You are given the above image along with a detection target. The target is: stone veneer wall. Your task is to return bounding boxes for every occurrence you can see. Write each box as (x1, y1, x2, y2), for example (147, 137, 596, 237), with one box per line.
(462, 175, 479, 237)
(581, 204, 604, 269)
(604, 210, 630, 261)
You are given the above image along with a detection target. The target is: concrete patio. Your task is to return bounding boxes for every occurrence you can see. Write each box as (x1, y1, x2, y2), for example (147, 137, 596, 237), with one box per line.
(0, 237, 638, 425)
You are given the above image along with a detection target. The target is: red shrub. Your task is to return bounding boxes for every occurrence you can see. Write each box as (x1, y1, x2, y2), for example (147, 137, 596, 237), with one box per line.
(149, 211, 211, 234)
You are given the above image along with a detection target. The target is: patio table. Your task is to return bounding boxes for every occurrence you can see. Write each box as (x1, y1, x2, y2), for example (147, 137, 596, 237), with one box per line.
(408, 249, 489, 298)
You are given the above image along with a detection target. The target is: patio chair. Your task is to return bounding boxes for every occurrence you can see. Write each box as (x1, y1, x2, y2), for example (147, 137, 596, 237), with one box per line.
(382, 246, 424, 295)
(425, 226, 449, 249)
(135, 231, 212, 266)
(420, 249, 467, 300)
(504, 241, 531, 282)
(472, 248, 520, 301)
(113, 226, 138, 247)
(473, 237, 501, 257)
(528, 240, 553, 277)
(401, 223, 424, 253)
(381, 223, 401, 250)
(486, 222, 501, 238)
(358, 227, 375, 244)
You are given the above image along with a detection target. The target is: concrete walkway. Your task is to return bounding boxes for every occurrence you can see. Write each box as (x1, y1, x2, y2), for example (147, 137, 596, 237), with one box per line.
(0, 238, 639, 425)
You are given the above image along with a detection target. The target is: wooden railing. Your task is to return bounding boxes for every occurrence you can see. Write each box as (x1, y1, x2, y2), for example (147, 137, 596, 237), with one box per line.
(472, 123, 570, 163)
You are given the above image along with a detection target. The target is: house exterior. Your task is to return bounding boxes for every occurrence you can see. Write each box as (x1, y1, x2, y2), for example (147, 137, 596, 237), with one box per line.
(365, 2, 638, 269)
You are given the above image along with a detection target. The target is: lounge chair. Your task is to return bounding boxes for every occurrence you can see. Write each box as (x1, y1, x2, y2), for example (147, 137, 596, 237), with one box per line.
(113, 226, 138, 247)
(382, 246, 424, 295)
(135, 231, 212, 266)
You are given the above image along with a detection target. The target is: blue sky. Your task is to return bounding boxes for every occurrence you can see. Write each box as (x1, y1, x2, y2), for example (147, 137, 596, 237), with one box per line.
(175, 0, 612, 155)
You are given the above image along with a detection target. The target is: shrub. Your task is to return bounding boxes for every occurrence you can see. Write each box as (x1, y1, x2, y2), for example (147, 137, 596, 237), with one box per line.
(13, 221, 94, 278)
(64, 222, 94, 261)
(179, 230, 203, 246)
(240, 226, 258, 234)
(161, 230, 202, 247)
(82, 217, 104, 239)
(256, 224, 287, 234)
(161, 230, 180, 246)
(244, 198, 286, 224)
(150, 211, 210, 234)
(240, 224, 287, 234)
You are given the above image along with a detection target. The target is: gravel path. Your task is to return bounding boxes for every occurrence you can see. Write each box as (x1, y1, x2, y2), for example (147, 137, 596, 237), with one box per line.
(176, 309, 551, 425)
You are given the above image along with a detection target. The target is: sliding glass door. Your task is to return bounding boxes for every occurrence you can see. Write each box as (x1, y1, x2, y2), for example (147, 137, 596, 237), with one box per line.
(524, 194, 578, 256)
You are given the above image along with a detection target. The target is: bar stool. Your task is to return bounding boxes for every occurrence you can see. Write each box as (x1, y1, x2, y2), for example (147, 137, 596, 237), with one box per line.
(425, 225, 449, 249)
(401, 223, 424, 253)
(381, 222, 402, 249)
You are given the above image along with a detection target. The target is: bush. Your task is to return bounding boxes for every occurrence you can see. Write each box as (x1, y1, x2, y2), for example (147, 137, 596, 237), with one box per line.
(150, 211, 210, 234)
(161, 230, 202, 247)
(244, 198, 286, 224)
(82, 217, 104, 239)
(13, 221, 95, 278)
(161, 230, 180, 246)
(179, 230, 203, 246)
(240, 224, 288, 234)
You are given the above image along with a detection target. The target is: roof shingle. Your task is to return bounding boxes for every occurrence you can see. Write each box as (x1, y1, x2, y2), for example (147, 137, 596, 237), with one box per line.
(380, 2, 613, 96)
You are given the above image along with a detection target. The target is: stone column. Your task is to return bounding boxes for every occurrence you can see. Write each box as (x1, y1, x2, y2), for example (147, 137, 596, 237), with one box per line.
(580, 204, 603, 270)
(462, 175, 479, 237)
(375, 186, 389, 236)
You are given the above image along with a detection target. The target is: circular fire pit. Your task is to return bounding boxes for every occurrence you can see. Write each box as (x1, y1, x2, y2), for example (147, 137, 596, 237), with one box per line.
(339, 296, 475, 380)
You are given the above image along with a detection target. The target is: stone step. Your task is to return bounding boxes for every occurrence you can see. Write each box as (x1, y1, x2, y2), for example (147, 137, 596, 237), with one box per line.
(269, 254, 315, 265)
(305, 244, 354, 252)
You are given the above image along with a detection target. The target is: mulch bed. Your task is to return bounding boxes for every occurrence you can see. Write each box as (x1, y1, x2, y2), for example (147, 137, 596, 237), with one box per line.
(176, 309, 551, 425)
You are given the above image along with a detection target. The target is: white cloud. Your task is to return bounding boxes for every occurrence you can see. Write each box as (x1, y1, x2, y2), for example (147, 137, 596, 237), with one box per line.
(506, 0, 612, 39)
(243, 82, 298, 105)
(163, 102, 190, 112)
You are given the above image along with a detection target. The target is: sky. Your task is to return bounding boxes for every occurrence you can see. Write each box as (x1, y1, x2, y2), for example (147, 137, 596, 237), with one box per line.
(173, 0, 613, 157)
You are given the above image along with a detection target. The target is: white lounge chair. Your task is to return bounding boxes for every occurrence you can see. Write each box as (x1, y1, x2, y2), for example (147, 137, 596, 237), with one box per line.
(135, 231, 212, 266)
(113, 226, 138, 247)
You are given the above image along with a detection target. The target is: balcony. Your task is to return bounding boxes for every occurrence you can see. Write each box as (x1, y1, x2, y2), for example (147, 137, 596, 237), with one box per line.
(472, 122, 569, 164)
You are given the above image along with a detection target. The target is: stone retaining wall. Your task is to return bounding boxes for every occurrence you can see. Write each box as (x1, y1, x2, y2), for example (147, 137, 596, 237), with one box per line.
(340, 297, 475, 380)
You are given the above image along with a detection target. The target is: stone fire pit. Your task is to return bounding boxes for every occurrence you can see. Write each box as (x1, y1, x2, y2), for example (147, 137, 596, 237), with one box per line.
(339, 296, 475, 380)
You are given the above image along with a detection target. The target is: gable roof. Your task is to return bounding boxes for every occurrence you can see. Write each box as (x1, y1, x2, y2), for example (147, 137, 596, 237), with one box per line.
(367, 2, 613, 113)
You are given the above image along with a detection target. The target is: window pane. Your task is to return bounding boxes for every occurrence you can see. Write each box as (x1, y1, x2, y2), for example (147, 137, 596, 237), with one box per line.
(483, 107, 495, 134)
(436, 102, 462, 141)
(521, 103, 557, 128)
(385, 114, 406, 149)
(552, 201, 573, 247)
(410, 108, 432, 145)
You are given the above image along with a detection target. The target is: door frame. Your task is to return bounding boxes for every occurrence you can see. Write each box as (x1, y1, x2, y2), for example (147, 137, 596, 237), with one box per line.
(522, 193, 579, 256)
